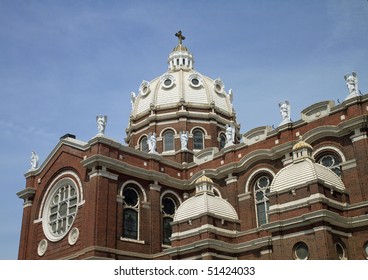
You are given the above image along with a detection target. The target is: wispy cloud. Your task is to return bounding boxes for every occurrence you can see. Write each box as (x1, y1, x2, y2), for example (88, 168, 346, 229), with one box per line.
(0, 119, 56, 141)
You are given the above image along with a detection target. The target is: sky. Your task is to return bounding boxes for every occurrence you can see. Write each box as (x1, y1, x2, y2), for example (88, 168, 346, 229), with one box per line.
(0, 0, 367, 260)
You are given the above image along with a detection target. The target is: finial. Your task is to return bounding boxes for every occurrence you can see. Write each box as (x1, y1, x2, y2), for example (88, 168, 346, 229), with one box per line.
(175, 30, 185, 45)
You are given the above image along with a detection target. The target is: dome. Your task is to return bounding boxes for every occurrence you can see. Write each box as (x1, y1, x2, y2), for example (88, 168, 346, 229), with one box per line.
(174, 174, 239, 222)
(131, 70, 234, 118)
(195, 175, 213, 184)
(130, 32, 234, 119)
(271, 158, 345, 192)
(173, 192, 239, 222)
(292, 139, 313, 151)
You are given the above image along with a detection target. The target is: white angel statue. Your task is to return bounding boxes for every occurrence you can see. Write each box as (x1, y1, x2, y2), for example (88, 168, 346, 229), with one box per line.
(30, 151, 39, 170)
(278, 101, 291, 126)
(225, 123, 235, 147)
(344, 72, 359, 100)
(96, 114, 107, 135)
(147, 132, 157, 154)
(180, 131, 189, 150)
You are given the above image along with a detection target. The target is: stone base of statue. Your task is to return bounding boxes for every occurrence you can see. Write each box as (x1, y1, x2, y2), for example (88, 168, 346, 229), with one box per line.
(278, 119, 291, 127)
(345, 93, 359, 101)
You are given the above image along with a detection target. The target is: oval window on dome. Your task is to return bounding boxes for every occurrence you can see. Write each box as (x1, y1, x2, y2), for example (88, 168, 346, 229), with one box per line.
(190, 77, 201, 88)
(164, 79, 172, 87)
(139, 80, 151, 96)
(162, 75, 175, 89)
(192, 78, 199, 85)
(214, 78, 224, 94)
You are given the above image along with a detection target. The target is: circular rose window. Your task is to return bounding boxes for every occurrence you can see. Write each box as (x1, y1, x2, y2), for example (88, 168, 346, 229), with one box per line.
(42, 177, 79, 242)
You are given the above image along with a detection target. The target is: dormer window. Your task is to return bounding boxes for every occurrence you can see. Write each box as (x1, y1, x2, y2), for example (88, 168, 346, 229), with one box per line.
(214, 78, 224, 94)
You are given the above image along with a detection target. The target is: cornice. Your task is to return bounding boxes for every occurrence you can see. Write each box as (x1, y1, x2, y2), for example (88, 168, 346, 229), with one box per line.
(264, 209, 368, 233)
(81, 154, 192, 189)
(24, 137, 89, 179)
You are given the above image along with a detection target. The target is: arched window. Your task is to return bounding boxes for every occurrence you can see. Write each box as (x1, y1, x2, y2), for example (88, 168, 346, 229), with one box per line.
(140, 136, 149, 152)
(254, 175, 272, 226)
(122, 186, 139, 240)
(316, 152, 342, 177)
(364, 242, 368, 258)
(219, 133, 226, 150)
(335, 242, 347, 260)
(193, 129, 204, 150)
(163, 130, 174, 152)
(162, 197, 177, 245)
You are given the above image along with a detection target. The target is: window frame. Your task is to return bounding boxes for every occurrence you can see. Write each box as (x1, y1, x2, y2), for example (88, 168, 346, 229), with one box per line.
(219, 132, 226, 150)
(293, 242, 309, 260)
(41, 176, 81, 242)
(140, 136, 149, 152)
(163, 130, 175, 152)
(193, 129, 204, 150)
(122, 185, 140, 240)
(161, 196, 178, 246)
(254, 175, 272, 227)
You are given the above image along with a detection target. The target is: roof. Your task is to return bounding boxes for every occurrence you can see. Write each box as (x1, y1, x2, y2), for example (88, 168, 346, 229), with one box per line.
(271, 158, 345, 192)
(130, 39, 234, 119)
(173, 192, 239, 222)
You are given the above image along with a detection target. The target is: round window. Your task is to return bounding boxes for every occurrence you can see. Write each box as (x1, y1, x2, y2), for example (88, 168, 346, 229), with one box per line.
(164, 79, 172, 87)
(214, 78, 224, 94)
(139, 80, 151, 96)
(191, 78, 199, 86)
(42, 178, 79, 242)
(294, 242, 309, 260)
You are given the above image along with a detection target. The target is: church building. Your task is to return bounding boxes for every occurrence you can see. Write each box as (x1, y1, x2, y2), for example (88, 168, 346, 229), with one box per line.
(17, 32, 368, 260)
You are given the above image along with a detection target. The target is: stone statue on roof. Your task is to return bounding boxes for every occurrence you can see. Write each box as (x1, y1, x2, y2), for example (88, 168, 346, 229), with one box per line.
(278, 101, 291, 126)
(225, 123, 235, 147)
(344, 72, 359, 100)
(180, 131, 188, 150)
(148, 132, 157, 154)
(96, 114, 107, 135)
(30, 151, 39, 170)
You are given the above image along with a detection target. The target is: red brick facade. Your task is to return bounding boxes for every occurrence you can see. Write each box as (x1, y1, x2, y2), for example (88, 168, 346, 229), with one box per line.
(17, 93, 368, 260)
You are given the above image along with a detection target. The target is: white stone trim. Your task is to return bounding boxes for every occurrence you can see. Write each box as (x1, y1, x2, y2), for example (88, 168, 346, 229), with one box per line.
(244, 168, 275, 193)
(37, 239, 48, 257)
(119, 180, 147, 203)
(269, 193, 348, 213)
(119, 237, 145, 244)
(189, 126, 208, 136)
(160, 190, 183, 205)
(313, 145, 346, 162)
(68, 227, 79, 245)
(238, 192, 251, 201)
(341, 159, 357, 170)
(271, 225, 352, 241)
(89, 166, 119, 180)
(37, 170, 84, 221)
(350, 128, 367, 142)
(40, 175, 82, 242)
(171, 224, 237, 240)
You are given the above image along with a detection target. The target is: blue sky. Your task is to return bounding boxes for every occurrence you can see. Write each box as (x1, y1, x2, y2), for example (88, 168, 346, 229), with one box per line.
(0, 0, 367, 259)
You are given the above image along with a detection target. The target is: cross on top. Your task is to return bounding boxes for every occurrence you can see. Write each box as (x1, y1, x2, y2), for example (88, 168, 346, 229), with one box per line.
(175, 31, 185, 44)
